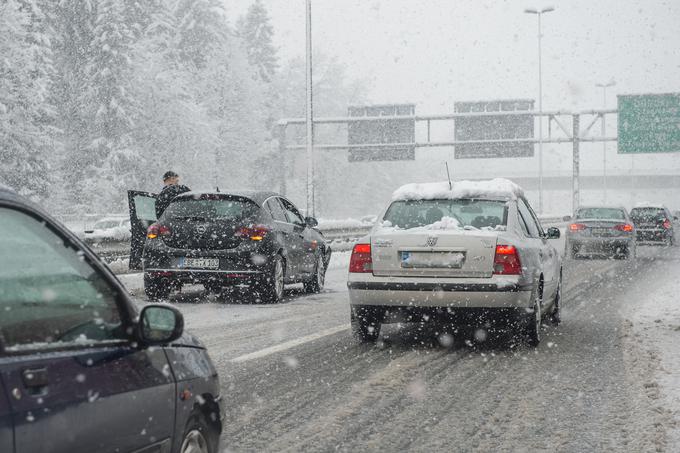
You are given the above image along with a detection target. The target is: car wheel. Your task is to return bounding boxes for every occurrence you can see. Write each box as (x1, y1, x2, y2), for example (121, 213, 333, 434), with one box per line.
(303, 254, 326, 294)
(180, 412, 218, 453)
(144, 274, 170, 301)
(351, 307, 381, 343)
(549, 277, 562, 326)
(259, 255, 284, 303)
(525, 284, 542, 346)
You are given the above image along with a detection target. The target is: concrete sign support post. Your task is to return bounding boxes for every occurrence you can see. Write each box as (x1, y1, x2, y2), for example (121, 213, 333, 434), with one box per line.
(572, 114, 580, 212)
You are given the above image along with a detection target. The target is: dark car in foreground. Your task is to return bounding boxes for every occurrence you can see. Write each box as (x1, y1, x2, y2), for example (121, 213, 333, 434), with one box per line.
(0, 188, 223, 453)
(129, 190, 331, 302)
(565, 206, 636, 259)
(630, 205, 676, 246)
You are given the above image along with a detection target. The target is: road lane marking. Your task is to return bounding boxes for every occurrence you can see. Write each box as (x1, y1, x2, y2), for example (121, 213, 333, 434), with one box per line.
(230, 324, 349, 363)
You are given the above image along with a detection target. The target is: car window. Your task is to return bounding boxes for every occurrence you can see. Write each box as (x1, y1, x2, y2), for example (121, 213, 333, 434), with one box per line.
(517, 199, 541, 238)
(631, 208, 666, 222)
(134, 194, 157, 221)
(383, 199, 508, 230)
(280, 198, 305, 225)
(164, 196, 258, 221)
(266, 198, 288, 222)
(0, 208, 126, 353)
(575, 208, 626, 220)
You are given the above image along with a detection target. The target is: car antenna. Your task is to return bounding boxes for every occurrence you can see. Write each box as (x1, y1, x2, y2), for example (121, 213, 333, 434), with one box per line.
(445, 161, 453, 190)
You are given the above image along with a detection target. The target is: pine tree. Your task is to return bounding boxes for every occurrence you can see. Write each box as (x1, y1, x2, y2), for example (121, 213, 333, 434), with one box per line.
(237, 0, 278, 83)
(0, 0, 52, 198)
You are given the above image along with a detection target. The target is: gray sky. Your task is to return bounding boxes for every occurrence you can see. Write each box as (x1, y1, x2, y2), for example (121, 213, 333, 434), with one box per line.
(228, 0, 680, 112)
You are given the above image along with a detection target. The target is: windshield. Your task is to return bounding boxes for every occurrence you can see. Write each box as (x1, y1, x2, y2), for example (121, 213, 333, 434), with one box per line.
(383, 199, 507, 230)
(575, 208, 626, 220)
(164, 197, 258, 221)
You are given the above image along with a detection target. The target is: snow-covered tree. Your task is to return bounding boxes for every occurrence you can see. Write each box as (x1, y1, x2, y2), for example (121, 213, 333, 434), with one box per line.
(0, 0, 53, 198)
(237, 0, 278, 83)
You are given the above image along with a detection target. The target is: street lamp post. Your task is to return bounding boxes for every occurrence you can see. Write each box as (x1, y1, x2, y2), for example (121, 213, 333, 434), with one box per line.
(524, 6, 554, 214)
(305, 0, 314, 217)
(595, 80, 616, 204)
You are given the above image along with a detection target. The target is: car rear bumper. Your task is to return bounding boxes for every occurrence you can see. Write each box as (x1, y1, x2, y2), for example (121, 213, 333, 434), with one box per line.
(347, 276, 533, 309)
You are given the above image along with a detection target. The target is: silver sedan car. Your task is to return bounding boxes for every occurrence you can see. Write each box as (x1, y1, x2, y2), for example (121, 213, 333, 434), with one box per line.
(347, 179, 562, 346)
(564, 206, 636, 259)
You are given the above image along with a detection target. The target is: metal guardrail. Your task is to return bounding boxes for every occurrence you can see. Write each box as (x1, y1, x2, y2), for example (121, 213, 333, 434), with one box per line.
(88, 216, 568, 265)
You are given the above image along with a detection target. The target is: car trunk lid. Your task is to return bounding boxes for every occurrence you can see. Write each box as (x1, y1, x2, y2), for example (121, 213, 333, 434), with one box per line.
(371, 229, 498, 278)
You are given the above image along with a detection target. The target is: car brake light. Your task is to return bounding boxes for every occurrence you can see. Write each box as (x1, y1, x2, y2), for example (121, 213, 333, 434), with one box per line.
(349, 243, 372, 273)
(147, 224, 171, 239)
(613, 223, 633, 232)
(569, 223, 586, 231)
(663, 219, 672, 229)
(493, 244, 522, 275)
(236, 225, 270, 241)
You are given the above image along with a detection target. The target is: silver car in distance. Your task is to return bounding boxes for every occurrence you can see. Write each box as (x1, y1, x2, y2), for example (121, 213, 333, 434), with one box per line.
(347, 179, 562, 346)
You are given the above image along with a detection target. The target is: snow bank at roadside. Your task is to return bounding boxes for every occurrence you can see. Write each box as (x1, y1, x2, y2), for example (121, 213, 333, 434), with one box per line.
(392, 178, 523, 201)
(623, 251, 680, 450)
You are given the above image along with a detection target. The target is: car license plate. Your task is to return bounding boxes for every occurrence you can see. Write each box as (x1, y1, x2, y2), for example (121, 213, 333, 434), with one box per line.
(591, 228, 610, 236)
(401, 251, 465, 268)
(179, 257, 219, 269)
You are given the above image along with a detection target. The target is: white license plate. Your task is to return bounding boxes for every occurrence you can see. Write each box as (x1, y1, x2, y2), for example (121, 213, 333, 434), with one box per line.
(591, 228, 611, 235)
(401, 251, 465, 268)
(179, 257, 220, 269)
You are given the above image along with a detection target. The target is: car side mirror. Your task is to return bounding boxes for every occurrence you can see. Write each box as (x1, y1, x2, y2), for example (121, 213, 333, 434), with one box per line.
(138, 304, 184, 345)
(546, 227, 561, 239)
(562, 215, 572, 222)
(305, 216, 318, 228)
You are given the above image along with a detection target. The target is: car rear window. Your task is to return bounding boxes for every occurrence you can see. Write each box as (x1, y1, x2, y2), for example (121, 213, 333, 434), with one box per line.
(575, 208, 625, 220)
(164, 196, 258, 221)
(383, 199, 508, 230)
(631, 208, 666, 221)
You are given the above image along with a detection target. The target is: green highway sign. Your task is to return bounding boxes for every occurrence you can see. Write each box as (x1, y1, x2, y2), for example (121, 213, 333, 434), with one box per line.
(618, 93, 680, 154)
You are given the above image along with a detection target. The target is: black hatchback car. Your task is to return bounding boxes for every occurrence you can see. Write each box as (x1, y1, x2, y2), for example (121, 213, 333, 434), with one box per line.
(0, 187, 223, 453)
(128, 190, 331, 302)
(630, 205, 677, 246)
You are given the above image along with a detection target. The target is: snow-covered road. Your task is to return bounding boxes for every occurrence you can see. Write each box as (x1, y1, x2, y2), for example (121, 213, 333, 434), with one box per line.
(118, 246, 680, 452)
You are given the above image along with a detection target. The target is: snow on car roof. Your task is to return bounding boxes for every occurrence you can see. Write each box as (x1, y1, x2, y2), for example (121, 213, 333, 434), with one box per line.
(391, 178, 524, 201)
(633, 202, 667, 209)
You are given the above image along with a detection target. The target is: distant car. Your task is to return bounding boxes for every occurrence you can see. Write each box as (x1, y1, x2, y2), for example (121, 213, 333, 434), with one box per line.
(347, 179, 562, 346)
(630, 205, 676, 246)
(83, 216, 131, 242)
(128, 190, 331, 302)
(0, 187, 223, 453)
(565, 206, 636, 259)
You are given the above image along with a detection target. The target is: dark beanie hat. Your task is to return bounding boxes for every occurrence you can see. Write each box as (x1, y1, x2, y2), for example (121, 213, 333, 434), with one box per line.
(163, 171, 178, 181)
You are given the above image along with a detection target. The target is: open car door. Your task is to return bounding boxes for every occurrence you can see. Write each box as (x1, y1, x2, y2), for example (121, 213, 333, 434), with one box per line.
(127, 190, 157, 270)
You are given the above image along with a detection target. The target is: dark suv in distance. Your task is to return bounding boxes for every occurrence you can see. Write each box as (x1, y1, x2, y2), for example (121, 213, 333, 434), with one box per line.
(129, 190, 331, 302)
(630, 205, 677, 246)
(0, 187, 223, 453)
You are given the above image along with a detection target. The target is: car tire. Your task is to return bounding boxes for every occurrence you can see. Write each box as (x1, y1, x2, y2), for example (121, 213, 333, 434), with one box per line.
(144, 274, 170, 301)
(548, 277, 562, 326)
(180, 411, 218, 453)
(351, 307, 381, 343)
(525, 284, 542, 346)
(303, 253, 326, 294)
(259, 255, 284, 304)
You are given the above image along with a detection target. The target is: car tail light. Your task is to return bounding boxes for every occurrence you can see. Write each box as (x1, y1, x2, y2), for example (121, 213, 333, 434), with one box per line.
(613, 223, 634, 232)
(146, 224, 171, 239)
(493, 244, 522, 275)
(236, 225, 270, 241)
(569, 223, 586, 231)
(349, 243, 372, 273)
(663, 219, 672, 229)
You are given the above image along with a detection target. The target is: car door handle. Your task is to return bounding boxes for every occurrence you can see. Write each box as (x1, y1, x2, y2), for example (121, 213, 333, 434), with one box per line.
(22, 367, 49, 390)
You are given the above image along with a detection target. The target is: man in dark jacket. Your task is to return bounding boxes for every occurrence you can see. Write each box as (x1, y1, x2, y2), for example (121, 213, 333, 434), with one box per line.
(155, 171, 191, 219)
